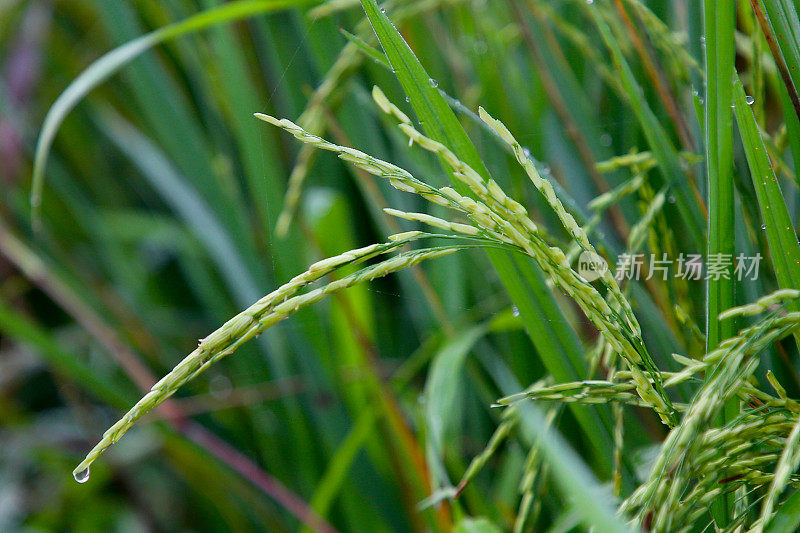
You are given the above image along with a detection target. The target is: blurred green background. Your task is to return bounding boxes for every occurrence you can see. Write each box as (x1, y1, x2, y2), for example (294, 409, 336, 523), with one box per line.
(2, 0, 796, 531)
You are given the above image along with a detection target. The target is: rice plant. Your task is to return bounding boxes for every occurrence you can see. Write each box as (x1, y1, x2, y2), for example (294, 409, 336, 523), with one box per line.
(5, 0, 800, 531)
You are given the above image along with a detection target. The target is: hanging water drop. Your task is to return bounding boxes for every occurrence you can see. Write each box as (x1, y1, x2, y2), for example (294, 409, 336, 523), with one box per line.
(745, 95, 755, 105)
(74, 467, 91, 484)
(512, 305, 520, 317)
(428, 78, 439, 88)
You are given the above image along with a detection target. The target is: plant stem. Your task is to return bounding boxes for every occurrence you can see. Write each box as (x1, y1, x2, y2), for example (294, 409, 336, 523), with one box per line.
(704, 0, 737, 525)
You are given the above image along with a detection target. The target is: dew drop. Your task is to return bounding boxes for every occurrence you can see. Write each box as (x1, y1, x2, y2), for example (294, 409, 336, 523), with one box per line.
(599, 133, 612, 147)
(761, 224, 767, 230)
(746, 95, 755, 105)
(512, 305, 520, 317)
(667, 195, 676, 204)
(380, 7, 387, 13)
(522, 147, 532, 159)
(405, 96, 410, 102)
(586, 0, 594, 4)
(693, 90, 704, 105)
(428, 78, 439, 88)
(700, 36, 706, 44)
(74, 467, 91, 484)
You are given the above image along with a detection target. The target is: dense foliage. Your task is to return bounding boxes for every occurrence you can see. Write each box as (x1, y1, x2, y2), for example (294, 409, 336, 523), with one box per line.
(4, 0, 800, 531)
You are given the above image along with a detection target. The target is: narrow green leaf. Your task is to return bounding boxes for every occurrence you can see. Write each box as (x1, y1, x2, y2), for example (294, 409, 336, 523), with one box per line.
(733, 77, 800, 349)
(704, 0, 737, 523)
(339, 28, 391, 69)
(31, 0, 313, 228)
(765, 488, 800, 533)
(424, 326, 485, 489)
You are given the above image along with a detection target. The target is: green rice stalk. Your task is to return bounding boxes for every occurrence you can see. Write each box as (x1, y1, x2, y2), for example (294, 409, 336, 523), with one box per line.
(627, 187, 666, 253)
(624, 307, 800, 529)
(73, 240, 459, 479)
(513, 405, 558, 533)
(756, 415, 800, 531)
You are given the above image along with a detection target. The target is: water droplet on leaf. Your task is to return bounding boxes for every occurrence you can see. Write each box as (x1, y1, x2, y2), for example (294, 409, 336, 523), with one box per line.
(512, 305, 520, 317)
(746, 95, 755, 105)
(761, 224, 767, 230)
(428, 78, 438, 88)
(74, 467, 90, 484)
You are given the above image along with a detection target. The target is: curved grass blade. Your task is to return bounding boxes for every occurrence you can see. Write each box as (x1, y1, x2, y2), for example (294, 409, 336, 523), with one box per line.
(30, 0, 314, 229)
(424, 325, 485, 491)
